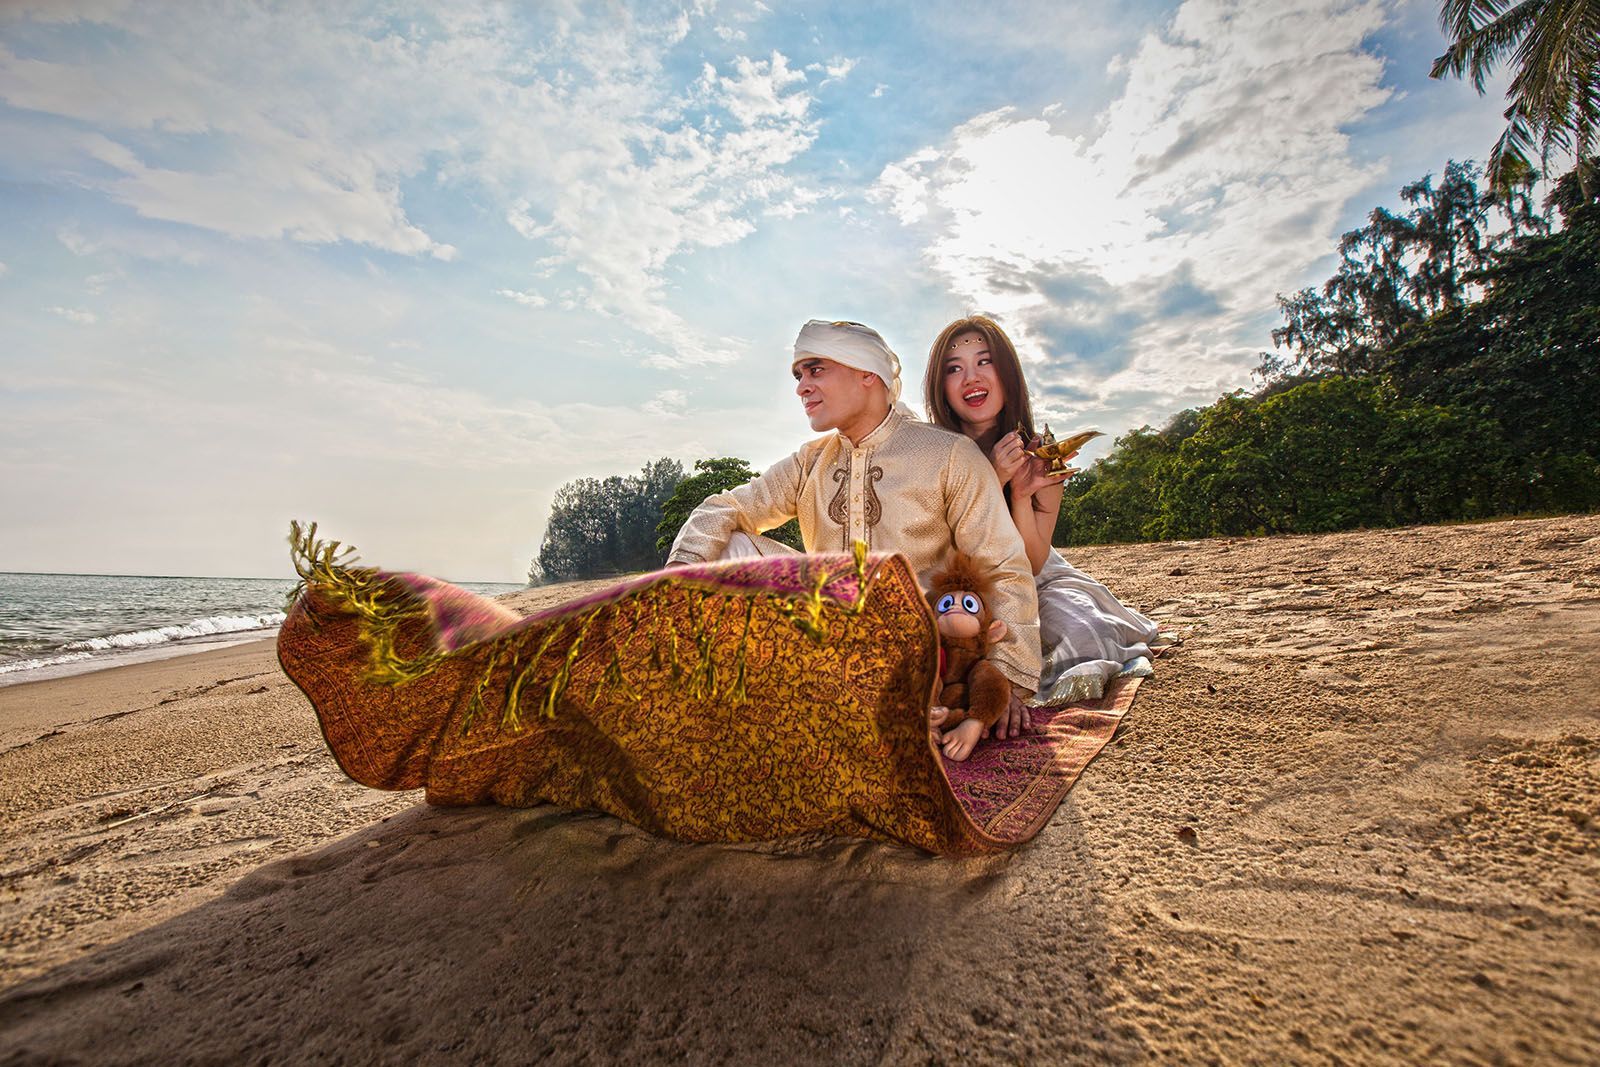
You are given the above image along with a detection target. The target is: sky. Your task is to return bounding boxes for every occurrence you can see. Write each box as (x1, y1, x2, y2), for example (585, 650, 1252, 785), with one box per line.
(0, 0, 1521, 582)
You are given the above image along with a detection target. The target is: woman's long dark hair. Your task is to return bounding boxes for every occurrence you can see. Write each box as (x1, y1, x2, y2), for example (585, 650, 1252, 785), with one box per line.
(922, 315, 1036, 455)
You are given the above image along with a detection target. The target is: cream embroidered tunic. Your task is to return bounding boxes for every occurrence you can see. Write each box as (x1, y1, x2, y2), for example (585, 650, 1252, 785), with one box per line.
(668, 408, 1042, 692)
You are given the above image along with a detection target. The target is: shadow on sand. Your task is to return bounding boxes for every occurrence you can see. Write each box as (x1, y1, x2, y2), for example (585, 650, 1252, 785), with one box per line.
(0, 802, 1133, 1064)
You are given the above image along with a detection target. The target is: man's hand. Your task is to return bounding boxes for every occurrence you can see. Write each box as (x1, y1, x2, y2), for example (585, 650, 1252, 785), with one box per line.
(986, 684, 1035, 739)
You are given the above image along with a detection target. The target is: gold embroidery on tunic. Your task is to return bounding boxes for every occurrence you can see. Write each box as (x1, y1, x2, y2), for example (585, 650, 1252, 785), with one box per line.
(828, 465, 850, 525)
(827, 462, 884, 533)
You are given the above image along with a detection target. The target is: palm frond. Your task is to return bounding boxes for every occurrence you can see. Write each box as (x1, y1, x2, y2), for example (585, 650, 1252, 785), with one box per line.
(1432, 1, 1545, 91)
(1487, 108, 1542, 193)
(1434, 0, 1600, 195)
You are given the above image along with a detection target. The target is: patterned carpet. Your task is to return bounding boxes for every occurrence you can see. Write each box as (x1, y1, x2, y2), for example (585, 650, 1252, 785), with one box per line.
(279, 540, 1148, 854)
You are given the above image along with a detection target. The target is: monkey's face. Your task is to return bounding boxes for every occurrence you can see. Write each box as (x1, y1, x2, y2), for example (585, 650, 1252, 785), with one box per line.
(933, 589, 985, 639)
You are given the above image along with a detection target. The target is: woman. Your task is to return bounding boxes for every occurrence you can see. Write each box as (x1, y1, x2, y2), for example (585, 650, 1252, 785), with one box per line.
(923, 315, 1161, 706)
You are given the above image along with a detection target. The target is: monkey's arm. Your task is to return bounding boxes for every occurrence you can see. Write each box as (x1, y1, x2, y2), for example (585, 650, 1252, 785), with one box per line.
(935, 638, 984, 724)
(963, 659, 1013, 729)
(937, 682, 970, 719)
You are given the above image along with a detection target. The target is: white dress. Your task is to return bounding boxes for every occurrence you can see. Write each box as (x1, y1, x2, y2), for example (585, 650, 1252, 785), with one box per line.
(1031, 548, 1160, 706)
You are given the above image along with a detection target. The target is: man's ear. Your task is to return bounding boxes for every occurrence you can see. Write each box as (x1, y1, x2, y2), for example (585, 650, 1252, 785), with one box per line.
(987, 619, 1007, 641)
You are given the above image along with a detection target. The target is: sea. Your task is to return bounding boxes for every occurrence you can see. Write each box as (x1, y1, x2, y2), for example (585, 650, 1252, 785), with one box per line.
(0, 572, 527, 687)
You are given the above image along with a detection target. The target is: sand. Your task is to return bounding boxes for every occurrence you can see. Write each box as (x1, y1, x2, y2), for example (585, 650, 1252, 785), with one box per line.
(1, 516, 1597, 1065)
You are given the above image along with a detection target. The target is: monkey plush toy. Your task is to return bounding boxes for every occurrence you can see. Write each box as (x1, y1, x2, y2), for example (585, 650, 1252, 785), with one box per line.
(925, 552, 1011, 762)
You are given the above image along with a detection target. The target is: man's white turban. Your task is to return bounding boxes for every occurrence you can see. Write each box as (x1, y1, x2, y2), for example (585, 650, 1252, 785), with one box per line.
(792, 320, 905, 404)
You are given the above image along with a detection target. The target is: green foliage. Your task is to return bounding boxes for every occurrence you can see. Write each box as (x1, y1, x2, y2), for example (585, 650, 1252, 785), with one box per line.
(1057, 378, 1524, 546)
(1053, 427, 1179, 546)
(1159, 378, 1507, 538)
(1380, 202, 1600, 513)
(1382, 203, 1600, 455)
(1056, 185, 1593, 550)
(527, 172, 1596, 569)
(532, 458, 685, 583)
(1258, 161, 1544, 381)
(1059, 168, 1598, 549)
(654, 457, 803, 555)
(1549, 158, 1600, 220)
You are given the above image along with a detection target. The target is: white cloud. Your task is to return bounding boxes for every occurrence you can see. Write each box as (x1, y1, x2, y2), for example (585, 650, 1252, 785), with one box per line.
(505, 200, 550, 243)
(706, 50, 810, 127)
(259, 339, 567, 471)
(495, 288, 548, 308)
(46, 305, 97, 324)
(821, 56, 857, 83)
(496, 47, 819, 366)
(872, 148, 939, 224)
(642, 388, 688, 416)
(878, 108, 1163, 281)
(870, 0, 1393, 423)
(0, 1, 133, 25)
(763, 184, 825, 219)
(0, 319, 794, 577)
(1, 44, 455, 259)
(57, 221, 207, 264)
(0, 261, 8, 277)
(1, 4, 825, 365)
(529, 255, 563, 279)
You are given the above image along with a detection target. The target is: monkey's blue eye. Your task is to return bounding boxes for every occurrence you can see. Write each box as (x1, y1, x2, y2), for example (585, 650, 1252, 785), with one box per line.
(936, 593, 955, 613)
(962, 594, 980, 614)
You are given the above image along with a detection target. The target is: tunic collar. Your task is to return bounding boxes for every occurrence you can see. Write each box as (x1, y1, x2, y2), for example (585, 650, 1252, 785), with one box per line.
(843, 405, 903, 452)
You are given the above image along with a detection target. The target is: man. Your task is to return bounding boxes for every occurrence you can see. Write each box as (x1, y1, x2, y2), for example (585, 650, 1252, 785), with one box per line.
(667, 320, 1040, 736)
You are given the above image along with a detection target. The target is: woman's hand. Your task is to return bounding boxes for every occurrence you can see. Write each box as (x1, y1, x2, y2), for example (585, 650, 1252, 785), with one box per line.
(989, 431, 1028, 486)
(1011, 450, 1076, 500)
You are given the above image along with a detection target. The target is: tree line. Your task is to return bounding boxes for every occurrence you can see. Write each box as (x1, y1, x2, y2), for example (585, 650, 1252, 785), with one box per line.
(530, 457, 800, 583)
(1055, 160, 1599, 547)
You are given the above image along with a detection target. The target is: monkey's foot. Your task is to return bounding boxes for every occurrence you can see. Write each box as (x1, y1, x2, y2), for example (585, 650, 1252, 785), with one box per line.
(940, 719, 984, 762)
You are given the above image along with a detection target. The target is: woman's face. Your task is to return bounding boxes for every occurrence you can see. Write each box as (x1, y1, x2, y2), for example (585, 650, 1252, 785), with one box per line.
(941, 331, 1006, 432)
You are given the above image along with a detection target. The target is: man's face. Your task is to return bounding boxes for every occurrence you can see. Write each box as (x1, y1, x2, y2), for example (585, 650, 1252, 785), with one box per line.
(792, 357, 876, 433)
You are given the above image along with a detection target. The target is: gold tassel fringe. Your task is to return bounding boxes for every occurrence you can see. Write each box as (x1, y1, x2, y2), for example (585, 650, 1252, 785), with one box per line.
(286, 521, 878, 735)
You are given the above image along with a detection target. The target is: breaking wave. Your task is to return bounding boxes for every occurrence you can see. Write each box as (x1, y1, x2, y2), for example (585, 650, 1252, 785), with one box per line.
(0, 650, 95, 675)
(63, 613, 287, 652)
